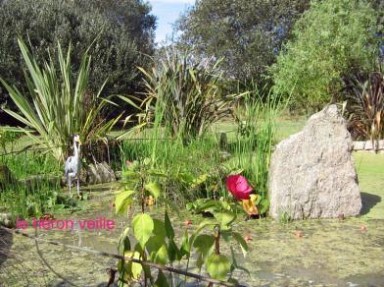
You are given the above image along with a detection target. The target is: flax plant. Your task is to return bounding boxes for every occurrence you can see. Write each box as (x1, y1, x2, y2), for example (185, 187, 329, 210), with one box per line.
(0, 39, 118, 162)
(136, 52, 236, 145)
(344, 70, 384, 150)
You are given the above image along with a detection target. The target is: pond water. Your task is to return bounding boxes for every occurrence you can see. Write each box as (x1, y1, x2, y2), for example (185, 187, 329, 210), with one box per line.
(1, 182, 383, 287)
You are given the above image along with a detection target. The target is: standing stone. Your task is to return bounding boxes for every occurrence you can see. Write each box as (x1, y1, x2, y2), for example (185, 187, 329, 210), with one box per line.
(269, 105, 362, 220)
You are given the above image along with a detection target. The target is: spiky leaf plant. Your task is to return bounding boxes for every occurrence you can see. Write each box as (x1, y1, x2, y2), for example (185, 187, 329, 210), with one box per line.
(0, 39, 119, 162)
(344, 71, 384, 150)
(135, 52, 236, 145)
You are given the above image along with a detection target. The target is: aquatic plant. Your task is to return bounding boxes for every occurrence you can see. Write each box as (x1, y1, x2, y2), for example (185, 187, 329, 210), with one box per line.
(115, 158, 248, 286)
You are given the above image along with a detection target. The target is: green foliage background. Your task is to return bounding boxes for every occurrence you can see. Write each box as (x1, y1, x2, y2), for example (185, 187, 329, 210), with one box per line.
(0, 0, 156, 111)
(175, 0, 310, 86)
(271, 0, 379, 112)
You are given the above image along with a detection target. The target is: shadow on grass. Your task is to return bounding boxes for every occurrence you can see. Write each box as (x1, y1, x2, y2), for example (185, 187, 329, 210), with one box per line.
(0, 227, 13, 267)
(360, 192, 382, 215)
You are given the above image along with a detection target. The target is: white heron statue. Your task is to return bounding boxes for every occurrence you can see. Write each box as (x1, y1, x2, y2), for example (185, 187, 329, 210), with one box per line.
(64, 135, 82, 198)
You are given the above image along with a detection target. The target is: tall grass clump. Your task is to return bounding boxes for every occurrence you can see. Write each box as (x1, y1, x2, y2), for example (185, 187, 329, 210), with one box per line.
(0, 39, 119, 162)
(229, 88, 283, 213)
(121, 132, 224, 205)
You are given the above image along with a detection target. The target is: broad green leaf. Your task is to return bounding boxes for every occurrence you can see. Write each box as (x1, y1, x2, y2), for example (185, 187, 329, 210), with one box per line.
(115, 190, 135, 214)
(132, 213, 154, 248)
(145, 182, 162, 199)
(205, 254, 231, 280)
(195, 220, 216, 235)
(123, 251, 142, 280)
(193, 234, 214, 256)
(167, 239, 180, 262)
(152, 219, 167, 239)
(164, 212, 175, 239)
(214, 211, 236, 227)
(153, 244, 169, 265)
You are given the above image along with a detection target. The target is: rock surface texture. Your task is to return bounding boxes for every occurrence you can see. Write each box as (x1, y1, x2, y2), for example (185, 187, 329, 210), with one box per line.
(269, 105, 362, 219)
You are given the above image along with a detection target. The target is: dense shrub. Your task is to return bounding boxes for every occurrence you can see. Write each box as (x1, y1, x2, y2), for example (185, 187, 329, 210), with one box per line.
(271, 0, 379, 112)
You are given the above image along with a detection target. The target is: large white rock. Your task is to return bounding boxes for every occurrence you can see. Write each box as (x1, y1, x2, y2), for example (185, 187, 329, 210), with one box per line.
(269, 105, 362, 219)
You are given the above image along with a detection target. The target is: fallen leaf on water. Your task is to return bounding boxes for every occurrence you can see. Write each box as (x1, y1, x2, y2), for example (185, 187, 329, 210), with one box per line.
(294, 230, 304, 238)
(360, 225, 367, 232)
(244, 234, 253, 242)
(184, 220, 193, 227)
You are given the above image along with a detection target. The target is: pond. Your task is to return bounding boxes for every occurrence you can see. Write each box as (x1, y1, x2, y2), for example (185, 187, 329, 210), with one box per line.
(1, 180, 383, 287)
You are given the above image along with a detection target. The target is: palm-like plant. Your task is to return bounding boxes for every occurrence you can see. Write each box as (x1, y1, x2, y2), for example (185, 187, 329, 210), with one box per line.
(344, 71, 384, 150)
(0, 39, 119, 162)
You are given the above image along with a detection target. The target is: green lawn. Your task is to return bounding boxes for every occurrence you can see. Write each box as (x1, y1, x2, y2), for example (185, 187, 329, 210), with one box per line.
(353, 152, 384, 219)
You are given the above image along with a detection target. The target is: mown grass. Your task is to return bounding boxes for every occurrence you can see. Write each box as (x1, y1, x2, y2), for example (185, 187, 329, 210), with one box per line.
(353, 152, 384, 219)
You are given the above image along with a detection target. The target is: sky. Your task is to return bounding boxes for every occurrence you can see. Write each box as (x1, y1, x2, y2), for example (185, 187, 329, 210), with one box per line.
(147, 0, 195, 44)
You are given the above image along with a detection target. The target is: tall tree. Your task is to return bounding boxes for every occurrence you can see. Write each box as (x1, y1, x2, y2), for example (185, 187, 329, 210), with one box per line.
(175, 0, 309, 86)
(271, 0, 379, 112)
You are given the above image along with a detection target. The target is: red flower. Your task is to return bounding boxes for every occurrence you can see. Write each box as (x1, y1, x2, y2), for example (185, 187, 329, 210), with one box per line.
(226, 175, 253, 200)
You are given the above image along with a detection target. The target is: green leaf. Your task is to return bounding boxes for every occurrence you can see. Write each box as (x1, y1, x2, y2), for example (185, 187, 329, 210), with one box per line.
(123, 251, 142, 281)
(214, 211, 236, 227)
(115, 190, 135, 214)
(193, 234, 214, 256)
(154, 270, 170, 287)
(145, 182, 162, 199)
(205, 254, 231, 280)
(167, 239, 180, 262)
(195, 220, 216, 235)
(147, 235, 165, 257)
(164, 212, 175, 239)
(153, 244, 169, 265)
(232, 232, 248, 257)
(132, 213, 154, 248)
(152, 219, 167, 239)
(118, 227, 131, 254)
(180, 230, 191, 258)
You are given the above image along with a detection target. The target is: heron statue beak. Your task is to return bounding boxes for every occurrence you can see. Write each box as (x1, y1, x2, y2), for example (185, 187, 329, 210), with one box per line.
(74, 135, 81, 145)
